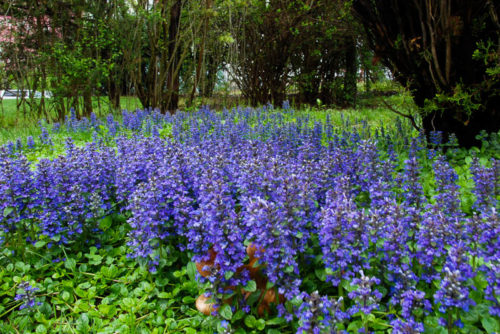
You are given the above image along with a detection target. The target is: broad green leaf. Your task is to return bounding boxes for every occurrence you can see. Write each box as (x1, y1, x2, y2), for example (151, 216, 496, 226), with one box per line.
(186, 262, 197, 281)
(98, 216, 113, 230)
(3, 207, 14, 217)
(34, 241, 47, 249)
(256, 319, 266, 331)
(61, 291, 70, 301)
(244, 280, 257, 292)
(244, 315, 257, 328)
(481, 316, 500, 333)
(314, 268, 326, 281)
(219, 304, 233, 320)
(64, 258, 76, 271)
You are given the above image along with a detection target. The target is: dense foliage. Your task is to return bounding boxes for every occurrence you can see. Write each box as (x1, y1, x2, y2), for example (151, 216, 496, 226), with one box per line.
(0, 0, 378, 117)
(353, 0, 500, 147)
(0, 105, 499, 333)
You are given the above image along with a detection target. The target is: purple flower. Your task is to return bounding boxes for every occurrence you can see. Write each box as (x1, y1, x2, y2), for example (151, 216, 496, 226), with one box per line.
(296, 291, 347, 334)
(27, 136, 35, 149)
(470, 157, 498, 212)
(348, 270, 382, 315)
(39, 126, 52, 145)
(399, 289, 431, 319)
(15, 281, 41, 310)
(434, 242, 475, 313)
(390, 318, 424, 334)
(318, 184, 370, 286)
(220, 320, 229, 329)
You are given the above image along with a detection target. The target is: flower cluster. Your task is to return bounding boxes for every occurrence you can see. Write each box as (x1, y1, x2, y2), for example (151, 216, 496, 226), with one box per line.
(15, 281, 41, 310)
(296, 291, 346, 334)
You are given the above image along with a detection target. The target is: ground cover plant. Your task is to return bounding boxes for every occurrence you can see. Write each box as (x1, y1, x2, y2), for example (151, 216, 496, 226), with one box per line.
(0, 104, 499, 333)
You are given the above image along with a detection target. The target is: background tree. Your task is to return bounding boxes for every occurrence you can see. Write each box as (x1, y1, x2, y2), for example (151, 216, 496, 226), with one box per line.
(229, 0, 320, 106)
(353, 0, 500, 147)
(1, 0, 126, 119)
(123, 0, 203, 113)
(289, 0, 363, 107)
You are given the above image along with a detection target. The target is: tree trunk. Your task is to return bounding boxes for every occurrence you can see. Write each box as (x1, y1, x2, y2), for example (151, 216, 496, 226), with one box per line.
(83, 88, 92, 118)
(108, 77, 120, 110)
(344, 35, 357, 107)
(166, 0, 181, 113)
(201, 54, 217, 98)
(353, 0, 500, 147)
(189, 0, 212, 105)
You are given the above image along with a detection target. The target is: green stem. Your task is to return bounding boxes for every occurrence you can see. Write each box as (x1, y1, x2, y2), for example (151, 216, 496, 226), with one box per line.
(472, 242, 477, 271)
(448, 310, 454, 334)
(0, 302, 23, 318)
(338, 281, 344, 312)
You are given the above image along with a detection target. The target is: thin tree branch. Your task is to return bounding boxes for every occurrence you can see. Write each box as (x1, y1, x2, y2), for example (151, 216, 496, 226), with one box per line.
(380, 98, 421, 132)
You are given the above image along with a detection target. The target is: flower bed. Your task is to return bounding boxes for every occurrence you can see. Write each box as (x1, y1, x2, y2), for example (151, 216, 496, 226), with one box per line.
(0, 106, 499, 333)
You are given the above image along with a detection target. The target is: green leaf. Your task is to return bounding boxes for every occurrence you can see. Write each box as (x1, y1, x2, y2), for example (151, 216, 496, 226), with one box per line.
(314, 268, 326, 281)
(3, 207, 14, 217)
(481, 316, 500, 333)
(463, 325, 485, 334)
(158, 292, 171, 298)
(35, 324, 47, 334)
(266, 317, 285, 326)
(224, 271, 234, 280)
(267, 330, 281, 334)
(347, 320, 362, 332)
(233, 310, 245, 321)
(98, 216, 113, 230)
(244, 315, 256, 328)
(462, 306, 480, 323)
(244, 280, 257, 292)
(64, 258, 76, 271)
(246, 291, 262, 306)
(173, 270, 185, 278)
(219, 304, 233, 320)
(34, 241, 47, 249)
(78, 282, 92, 290)
(122, 297, 137, 310)
(182, 296, 195, 304)
(186, 262, 196, 282)
(61, 291, 70, 301)
(87, 254, 102, 266)
(255, 319, 266, 331)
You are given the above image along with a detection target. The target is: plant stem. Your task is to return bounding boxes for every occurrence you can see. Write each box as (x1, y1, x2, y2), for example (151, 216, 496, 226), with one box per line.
(448, 310, 454, 334)
(338, 281, 344, 312)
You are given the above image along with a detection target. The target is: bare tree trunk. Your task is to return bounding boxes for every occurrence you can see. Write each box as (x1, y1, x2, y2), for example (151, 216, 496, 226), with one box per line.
(344, 35, 358, 107)
(83, 88, 92, 117)
(189, 0, 212, 106)
(166, 0, 181, 113)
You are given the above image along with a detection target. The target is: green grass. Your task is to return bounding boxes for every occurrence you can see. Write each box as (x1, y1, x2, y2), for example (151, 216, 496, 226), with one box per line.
(0, 96, 143, 146)
(0, 89, 418, 147)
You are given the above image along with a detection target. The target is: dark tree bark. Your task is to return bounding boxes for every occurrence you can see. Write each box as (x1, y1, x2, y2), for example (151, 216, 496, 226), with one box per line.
(166, 0, 181, 112)
(353, 0, 500, 147)
(344, 34, 358, 107)
(108, 78, 121, 110)
(83, 88, 92, 118)
(201, 53, 217, 98)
